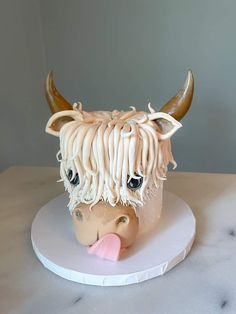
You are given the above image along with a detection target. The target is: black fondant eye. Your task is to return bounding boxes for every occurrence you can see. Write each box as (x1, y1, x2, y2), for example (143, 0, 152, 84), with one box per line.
(68, 170, 80, 186)
(127, 175, 143, 190)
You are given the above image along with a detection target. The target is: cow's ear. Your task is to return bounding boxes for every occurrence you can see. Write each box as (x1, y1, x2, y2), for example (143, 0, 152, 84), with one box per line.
(45, 110, 79, 137)
(149, 112, 182, 140)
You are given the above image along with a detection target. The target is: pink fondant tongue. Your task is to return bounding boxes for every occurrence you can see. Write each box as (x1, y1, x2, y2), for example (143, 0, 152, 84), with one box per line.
(87, 233, 121, 261)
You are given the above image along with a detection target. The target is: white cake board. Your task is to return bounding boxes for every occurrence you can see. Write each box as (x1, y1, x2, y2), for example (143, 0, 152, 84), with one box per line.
(31, 191, 196, 286)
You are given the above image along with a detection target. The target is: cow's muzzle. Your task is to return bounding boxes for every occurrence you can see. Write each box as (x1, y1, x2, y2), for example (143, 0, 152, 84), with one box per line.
(72, 201, 139, 249)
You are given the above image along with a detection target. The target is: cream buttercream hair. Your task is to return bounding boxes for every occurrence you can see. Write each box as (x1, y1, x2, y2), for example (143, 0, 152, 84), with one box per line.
(46, 103, 181, 212)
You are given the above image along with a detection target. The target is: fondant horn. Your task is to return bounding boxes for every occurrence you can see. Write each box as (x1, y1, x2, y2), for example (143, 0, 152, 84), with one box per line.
(45, 71, 73, 114)
(159, 70, 194, 121)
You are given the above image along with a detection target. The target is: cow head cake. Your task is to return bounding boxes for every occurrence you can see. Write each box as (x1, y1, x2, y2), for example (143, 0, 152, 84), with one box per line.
(45, 71, 194, 261)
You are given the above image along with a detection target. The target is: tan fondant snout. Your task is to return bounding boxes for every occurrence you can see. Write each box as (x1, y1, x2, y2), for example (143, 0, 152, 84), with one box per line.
(72, 202, 139, 248)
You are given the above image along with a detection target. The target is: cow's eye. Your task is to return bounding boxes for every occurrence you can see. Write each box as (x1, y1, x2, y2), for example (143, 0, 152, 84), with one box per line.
(67, 170, 80, 186)
(127, 175, 143, 190)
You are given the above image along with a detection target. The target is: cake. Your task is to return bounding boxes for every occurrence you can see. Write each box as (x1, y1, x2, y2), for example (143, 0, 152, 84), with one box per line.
(45, 71, 194, 261)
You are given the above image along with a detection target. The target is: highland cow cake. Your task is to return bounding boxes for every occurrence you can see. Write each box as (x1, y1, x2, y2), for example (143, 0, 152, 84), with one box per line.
(45, 71, 194, 261)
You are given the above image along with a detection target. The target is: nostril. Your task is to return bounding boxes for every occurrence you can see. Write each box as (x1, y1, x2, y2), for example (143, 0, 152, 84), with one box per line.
(116, 215, 129, 225)
(75, 209, 83, 221)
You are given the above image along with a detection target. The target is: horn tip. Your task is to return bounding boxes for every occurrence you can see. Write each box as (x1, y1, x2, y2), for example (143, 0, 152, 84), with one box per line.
(47, 70, 53, 81)
(187, 69, 193, 75)
(46, 70, 54, 91)
(186, 69, 194, 82)
(184, 70, 194, 90)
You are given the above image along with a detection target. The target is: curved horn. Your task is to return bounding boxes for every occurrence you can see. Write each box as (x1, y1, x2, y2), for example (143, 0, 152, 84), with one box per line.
(45, 71, 73, 113)
(159, 70, 194, 121)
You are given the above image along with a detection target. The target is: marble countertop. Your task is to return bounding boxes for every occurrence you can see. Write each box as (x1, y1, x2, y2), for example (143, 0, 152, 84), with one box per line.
(1, 167, 236, 314)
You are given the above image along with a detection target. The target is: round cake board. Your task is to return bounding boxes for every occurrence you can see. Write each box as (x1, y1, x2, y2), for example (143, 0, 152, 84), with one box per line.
(31, 191, 196, 286)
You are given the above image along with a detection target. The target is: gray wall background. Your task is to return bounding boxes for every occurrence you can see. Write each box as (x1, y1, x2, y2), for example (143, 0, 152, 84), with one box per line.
(0, 0, 48, 170)
(1, 0, 236, 173)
